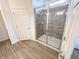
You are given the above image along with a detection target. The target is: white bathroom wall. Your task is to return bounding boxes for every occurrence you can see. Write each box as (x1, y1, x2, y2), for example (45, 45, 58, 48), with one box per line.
(0, 11, 9, 42)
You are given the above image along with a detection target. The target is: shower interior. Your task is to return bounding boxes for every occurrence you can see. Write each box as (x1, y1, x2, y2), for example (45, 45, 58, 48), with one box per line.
(34, 1, 68, 49)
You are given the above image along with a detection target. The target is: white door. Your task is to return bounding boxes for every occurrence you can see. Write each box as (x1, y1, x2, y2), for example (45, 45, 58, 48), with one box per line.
(0, 0, 18, 44)
(59, 0, 79, 59)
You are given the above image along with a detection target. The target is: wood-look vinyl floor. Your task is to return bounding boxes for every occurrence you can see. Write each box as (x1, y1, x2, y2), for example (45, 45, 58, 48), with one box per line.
(0, 40, 58, 59)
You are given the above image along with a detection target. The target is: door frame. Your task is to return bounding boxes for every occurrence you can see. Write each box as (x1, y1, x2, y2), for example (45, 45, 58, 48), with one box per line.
(58, 0, 79, 59)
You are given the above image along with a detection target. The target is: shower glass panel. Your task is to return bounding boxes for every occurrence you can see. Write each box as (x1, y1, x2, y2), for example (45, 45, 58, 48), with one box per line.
(34, 0, 68, 49)
(35, 6, 47, 43)
(47, 5, 68, 49)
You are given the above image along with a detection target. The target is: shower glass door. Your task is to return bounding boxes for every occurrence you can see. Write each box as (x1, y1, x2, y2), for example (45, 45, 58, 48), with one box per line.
(47, 4, 68, 49)
(34, 0, 68, 49)
(35, 5, 47, 43)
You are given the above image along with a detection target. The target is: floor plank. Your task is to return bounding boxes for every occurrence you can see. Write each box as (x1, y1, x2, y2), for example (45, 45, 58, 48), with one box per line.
(0, 40, 58, 59)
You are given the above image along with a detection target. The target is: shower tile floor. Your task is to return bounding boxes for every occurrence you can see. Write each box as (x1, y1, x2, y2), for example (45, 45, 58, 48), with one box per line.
(38, 35, 61, 49)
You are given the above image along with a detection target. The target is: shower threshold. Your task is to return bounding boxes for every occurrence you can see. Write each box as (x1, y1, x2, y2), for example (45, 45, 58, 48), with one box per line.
(38, 34, 61, 50)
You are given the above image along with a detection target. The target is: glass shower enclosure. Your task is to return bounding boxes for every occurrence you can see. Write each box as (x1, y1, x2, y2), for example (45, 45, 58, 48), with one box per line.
(34, 0, 68, 49)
